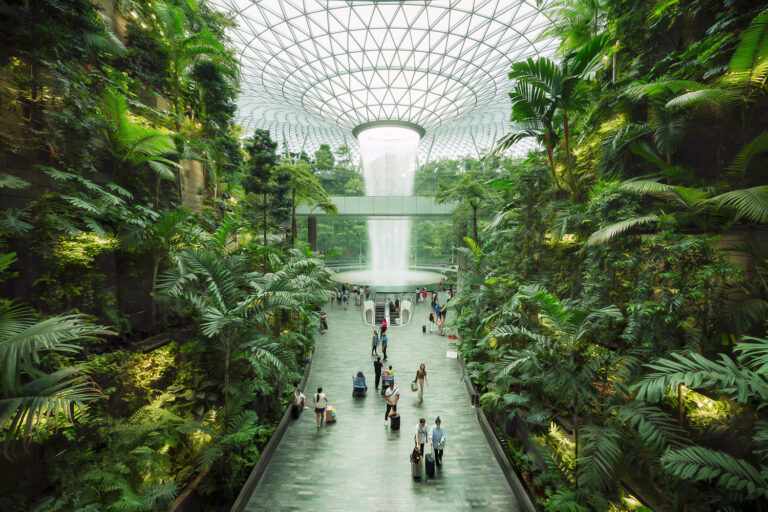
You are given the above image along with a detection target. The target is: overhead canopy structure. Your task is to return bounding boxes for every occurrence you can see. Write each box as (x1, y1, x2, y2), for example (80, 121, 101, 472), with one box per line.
(209, 0, 558, 161)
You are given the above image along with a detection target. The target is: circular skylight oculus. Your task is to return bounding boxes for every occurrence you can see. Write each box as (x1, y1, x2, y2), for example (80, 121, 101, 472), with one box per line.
(210, 0, 558, 160)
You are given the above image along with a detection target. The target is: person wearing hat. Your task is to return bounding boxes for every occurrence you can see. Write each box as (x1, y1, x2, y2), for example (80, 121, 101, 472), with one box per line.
(429, 417, 446, 465)
(414, 418, 429, 462)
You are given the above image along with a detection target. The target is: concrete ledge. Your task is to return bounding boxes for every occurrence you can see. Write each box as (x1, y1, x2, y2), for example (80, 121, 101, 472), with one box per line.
(230, 355, 314, 512)
(457, 353, 536, 512)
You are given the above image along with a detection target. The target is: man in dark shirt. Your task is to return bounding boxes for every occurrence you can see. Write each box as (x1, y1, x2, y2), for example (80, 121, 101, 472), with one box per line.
(373, 356, 383, 389)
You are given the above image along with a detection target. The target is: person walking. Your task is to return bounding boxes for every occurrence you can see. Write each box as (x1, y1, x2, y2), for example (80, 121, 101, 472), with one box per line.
(414, 364, 428, 404)
(373, 357, 383, 389)
(330, 291, 335, 306)
(429, 417, 446, 465)
(415, 287, 420, 304)
(371, 329, 379, 356)
(381, 318, 387, 335)
(428, 312, 435, 334)
(414, 418, 429, 461)
(384, 380, 399, 425)
(381, 331, 388, 361)
(312, 387, 329, 428)
(320, 311, 328, 335)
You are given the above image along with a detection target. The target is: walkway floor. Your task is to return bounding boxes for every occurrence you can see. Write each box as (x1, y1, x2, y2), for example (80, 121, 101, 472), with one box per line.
(245, 301, 520, 511)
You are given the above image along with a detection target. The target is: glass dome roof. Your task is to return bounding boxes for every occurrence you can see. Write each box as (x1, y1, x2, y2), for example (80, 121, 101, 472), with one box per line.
(210, 0, 558, 160)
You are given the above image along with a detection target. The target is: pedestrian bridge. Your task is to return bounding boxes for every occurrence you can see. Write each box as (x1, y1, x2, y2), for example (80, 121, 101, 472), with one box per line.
(296, 196, 455, 220)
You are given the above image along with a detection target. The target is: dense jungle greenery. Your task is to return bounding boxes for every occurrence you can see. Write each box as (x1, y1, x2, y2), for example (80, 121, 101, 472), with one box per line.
(0, 0, 338, 509)
(1, 0, 768, 510)
(445, 1, 768, 510)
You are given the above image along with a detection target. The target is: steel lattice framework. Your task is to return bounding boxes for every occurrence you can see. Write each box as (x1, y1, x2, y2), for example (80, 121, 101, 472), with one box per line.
(209, 0, 558, 161)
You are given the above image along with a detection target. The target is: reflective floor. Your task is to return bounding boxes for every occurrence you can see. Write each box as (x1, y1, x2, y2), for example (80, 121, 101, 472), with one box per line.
(244, 301, 520, 511)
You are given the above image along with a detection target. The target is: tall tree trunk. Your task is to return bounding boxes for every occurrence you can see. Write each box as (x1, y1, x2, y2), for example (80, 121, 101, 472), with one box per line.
(151, 256, 160, 330)
(291, 188, 297, 245)
(224, 340, 231, 422)
(263, 192, 268, 270)
(563, 107, 577, 193)
(573, 411, 579, 489)
(544, 132, 561, 189)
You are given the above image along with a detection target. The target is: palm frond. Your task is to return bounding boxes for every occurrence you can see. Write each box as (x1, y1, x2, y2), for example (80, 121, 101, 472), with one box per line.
(711, 186, 768, 223)
(661, 446, 768, 499)
(0, 173, 31, 190)
(665, 88, 744, 111)
(734, 336, 768, 376)
(585, 214, 660, 245)
(577, 425, 622, 491)
(633, 351, 768, 404)
(616, 402, 688, 452)
(729, 8, 768, 74)
(727, 131, 768, 174)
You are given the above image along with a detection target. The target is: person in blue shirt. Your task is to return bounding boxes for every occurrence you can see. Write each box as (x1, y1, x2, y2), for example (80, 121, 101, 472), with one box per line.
(429, 417, 446, 465)
(381, 332, 388, 361)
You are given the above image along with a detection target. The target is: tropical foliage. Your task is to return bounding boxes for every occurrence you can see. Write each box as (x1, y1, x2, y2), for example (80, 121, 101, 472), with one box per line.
(452, 2, 768, 511)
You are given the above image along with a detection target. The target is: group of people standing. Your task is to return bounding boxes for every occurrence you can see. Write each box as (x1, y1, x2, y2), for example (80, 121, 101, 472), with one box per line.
(425, 290, 448, 335)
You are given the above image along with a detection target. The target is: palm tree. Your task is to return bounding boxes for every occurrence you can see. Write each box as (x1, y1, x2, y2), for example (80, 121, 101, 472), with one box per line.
(503, 34, 610, 193)
(435, 173, 487, 243)
(160, 222, 328, 420)
(272, 161, 337, 245)
(151, 0, 235, 123)
(493, 80, 561, 189)
(540, 0, 607, 55)
(0, 253, 113, 454)
(122, 208, 198, 329)
(486, 285, 622, 479)
(100, 88, 181, 208)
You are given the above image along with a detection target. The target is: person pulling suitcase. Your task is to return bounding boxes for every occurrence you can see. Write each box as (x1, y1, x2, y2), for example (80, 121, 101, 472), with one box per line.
(429, 417, 446, 465)
(414, 418, 428, 462)
(384, 381, 399, 426)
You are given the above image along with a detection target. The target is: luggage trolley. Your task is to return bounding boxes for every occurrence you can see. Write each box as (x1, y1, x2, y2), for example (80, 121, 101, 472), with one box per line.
(352, 372, 368, 397)
(380, 371, 394, 395)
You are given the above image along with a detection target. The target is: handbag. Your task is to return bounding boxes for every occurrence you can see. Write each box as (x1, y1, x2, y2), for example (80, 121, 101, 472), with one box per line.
(411, 381, 418, 392)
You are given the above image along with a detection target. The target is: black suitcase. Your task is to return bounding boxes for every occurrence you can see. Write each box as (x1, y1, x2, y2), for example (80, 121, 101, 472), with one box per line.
(422, 324, 426, 333)
(291, 403, 300, 419)
(390, 413, 400, 430)
(425, 453, 435, 477)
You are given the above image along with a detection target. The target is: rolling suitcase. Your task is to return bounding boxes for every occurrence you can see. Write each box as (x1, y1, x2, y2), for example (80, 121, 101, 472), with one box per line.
(326, 405, 336, 422)
(422, 324, 426, 333)
(412, 460, 421, 479)
(390, 413, 400, 430)
(425, 453, 435, 477)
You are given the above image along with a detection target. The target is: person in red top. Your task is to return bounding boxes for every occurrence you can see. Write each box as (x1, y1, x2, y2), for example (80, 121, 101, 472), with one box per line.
(381, 318, 388, 334)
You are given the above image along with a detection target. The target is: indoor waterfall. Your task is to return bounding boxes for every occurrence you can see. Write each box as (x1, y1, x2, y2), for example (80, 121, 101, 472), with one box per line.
(357, 126, 419, 285)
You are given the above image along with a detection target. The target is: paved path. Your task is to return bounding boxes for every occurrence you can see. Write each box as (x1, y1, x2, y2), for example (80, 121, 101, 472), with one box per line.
(245, 300, 519, 511)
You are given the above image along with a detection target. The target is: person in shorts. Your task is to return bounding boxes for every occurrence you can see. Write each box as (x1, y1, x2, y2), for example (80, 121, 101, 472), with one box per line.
(312, 387, 328, 428)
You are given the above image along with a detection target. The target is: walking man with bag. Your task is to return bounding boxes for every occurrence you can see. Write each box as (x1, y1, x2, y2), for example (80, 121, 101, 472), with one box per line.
(384, 381, 399, 425)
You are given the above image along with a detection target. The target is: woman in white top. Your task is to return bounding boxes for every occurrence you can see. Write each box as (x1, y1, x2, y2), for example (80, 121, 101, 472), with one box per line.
(312, 387, 328, 428)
